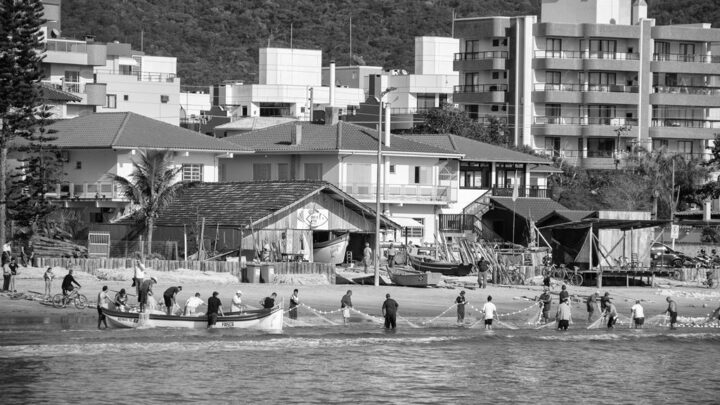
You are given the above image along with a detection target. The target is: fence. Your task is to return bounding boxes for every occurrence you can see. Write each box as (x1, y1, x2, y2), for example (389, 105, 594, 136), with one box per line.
(35, 257, 337, 283)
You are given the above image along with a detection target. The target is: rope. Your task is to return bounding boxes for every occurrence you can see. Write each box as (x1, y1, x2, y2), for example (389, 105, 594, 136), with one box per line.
(422, 303, 458, 326)
(349, 307, 384, 324)
(397, 315, 422, 328)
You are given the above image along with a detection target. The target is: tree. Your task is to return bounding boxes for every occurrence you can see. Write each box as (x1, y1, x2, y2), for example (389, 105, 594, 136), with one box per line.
(0, 0, 45, 248)
(107, 150, 186, 256)
(413, 103, 510, 146)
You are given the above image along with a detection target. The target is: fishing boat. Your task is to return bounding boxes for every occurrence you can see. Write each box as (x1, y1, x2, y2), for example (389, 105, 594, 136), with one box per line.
(313, 233, 349, 265)
(388, 267, 442, 287)
(101, 307, 284, 331)
(407, 254, 474, 276)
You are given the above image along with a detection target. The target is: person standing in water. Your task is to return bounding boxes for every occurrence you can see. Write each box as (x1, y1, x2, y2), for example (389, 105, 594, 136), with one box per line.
(604, 298, 618, 329)
(539, 288, 552, 324)
(586, 291, 600, 323)
(665, 297, 678, 330)
(556, 299, 572, 331)
(631, 300, 645, 329)
(289, 289, 299, 320)
(455, 290, 467, 325)
(341, 290, 353, 325)
(482, 295, 497, 330)
(382, 293, 399, 330)
(96, 286, 111, 329)
(206, 291, 224, 328)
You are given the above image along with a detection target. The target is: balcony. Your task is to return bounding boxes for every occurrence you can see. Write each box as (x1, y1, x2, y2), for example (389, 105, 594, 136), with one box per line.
(43, 39, 107, 66)
(652, 53, 720, 74)
(339, 183, 453, 204)
(454, 51, 508, 71)
(650, 118, 720, 139)
(47, 182, 124, 201)
(651, 85, 720, 107)
(453, 84, 507, 104)
(533, 83, 639, 104)
(491, 185, 549, 199)
(95, 69, 177, 83)
(533, 50, 639, 71)
(653, 53, 720, 63)
(438, 214, 476, 232)
(533, 116, 639, 137)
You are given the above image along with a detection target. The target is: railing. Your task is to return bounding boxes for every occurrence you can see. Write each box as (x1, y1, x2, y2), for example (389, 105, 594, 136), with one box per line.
(454, 51, 509, 60)
(534, 83, 639, 93)
(651, 118, 720, 129)
(438, 214, 476, 232)
(95, 68, 177, 83)
(388, 107, 432, 115)
(534, 116, 638, 126)
(339, 183, 451, 203)
(491, 185, 549, 198)
(42, 80, 84, 94)
(653, 85, 720, 96)
(653, 53, 720, 63)
(534, 50, 640, 60)
(47, 182, 123, 200)
(535, 148, 709, 161)
(454, 84, 508, 93)
(45, 39, 88, 53)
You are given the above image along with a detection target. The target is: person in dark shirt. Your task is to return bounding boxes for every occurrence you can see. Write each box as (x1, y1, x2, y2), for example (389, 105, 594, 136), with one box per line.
(600, 292, 611, 312)
(206, 291, 224, 328)
(539, 288, 552, 324)
(341, 290, 353, 325)
(382, 293, 399, 330)
(455, 291, 467, 325)
(163, 286, 182, 315)
(61, 269, 81, 295)
(262, 292, 277, 309)
(559, 284, 569, 304)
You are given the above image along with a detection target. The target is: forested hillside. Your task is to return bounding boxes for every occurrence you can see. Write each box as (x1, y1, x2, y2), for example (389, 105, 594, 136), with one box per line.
(60, 0, 719, 87)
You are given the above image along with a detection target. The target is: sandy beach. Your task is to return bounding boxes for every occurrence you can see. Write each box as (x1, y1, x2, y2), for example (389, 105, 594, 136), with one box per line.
(2, 264, 719, 326)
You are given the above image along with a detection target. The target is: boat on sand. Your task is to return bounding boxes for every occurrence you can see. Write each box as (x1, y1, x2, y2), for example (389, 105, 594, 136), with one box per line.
(407, 254, 474, 276)
(388, 267, 442, 287)
(313, 233, 349, 265)
(101, 307, 283, 331)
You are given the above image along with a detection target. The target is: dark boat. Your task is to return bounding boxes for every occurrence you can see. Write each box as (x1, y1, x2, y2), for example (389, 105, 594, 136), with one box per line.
(407, 254, 475, 276)
(388, 267, 443, 287)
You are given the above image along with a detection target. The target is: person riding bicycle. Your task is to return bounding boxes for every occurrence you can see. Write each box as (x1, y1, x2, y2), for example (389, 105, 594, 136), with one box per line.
(61, 269, 81, 296)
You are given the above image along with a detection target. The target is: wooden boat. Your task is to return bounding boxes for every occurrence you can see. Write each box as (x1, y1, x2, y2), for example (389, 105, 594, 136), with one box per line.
(101, 307, 283, 331)
(313, 233, 349, 265)
(407, 254, 474, 277)
(388, 267, 442, 287)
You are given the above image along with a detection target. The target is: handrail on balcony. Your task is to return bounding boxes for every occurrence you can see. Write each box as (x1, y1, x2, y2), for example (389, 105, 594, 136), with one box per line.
(454, 51, 509, 60)
(653, 53, 720, 63)
(534, 83, 639, 93)
(95, 69, 177, 83)
(339, 183, 451, 203)
(48, 181, 122, 200)
(534, 50, 639, 60)
(438, 214, 476, 232)
(454, 84, 508, 93)
(652, 85, 720, 96)
(651, 118, 720, 129)
(491, 185, 548, 198)
(534, 116, 638, 126)
(45, 39, 88, 53)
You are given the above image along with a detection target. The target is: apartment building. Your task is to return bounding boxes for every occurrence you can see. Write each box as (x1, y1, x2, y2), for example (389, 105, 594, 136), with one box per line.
(453, 0, 720, 169)
(40, 0, 181, 125)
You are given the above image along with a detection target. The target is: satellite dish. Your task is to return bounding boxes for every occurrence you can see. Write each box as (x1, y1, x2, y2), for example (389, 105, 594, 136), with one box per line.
(50, 29, 60, 38)
(401, 69, 408, 75)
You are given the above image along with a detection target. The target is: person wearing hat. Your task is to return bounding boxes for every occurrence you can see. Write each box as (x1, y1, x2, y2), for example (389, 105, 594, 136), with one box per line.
(455, 290, 467, 325)
(631, 299, 645, 329)
(231, 290, 244, 313)
(600, 291, 611, 312)
(138, 276, 157, 312)
(603, 296, 618, 329)
(586, 291, 600, 323)
(289, 289, 299, 320)
(539, 288, 552, 324)
(382, 293, 399, 330)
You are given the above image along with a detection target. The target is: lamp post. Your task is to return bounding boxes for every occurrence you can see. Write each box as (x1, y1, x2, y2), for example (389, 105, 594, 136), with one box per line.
(374, 87, 396, 286)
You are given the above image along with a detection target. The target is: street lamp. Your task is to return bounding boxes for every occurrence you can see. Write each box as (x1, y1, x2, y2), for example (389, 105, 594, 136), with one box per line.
(374, 87, 397, 286)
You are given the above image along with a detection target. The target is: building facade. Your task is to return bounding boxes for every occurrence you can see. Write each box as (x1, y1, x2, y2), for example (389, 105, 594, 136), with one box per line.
(453, 0, 720, 169)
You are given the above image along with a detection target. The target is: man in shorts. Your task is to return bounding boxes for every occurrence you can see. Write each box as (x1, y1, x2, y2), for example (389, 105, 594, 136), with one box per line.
(341, 290, 353, 325)
(455, 290, 467, 325)
(382, 293, 399, 330)
(539, 288, 552, 324)
(206, 291, 224, 328)
(163, 286, 182, 315)
(631, 300, 645, 329)
(482, 295, 497, 330)
(586, 291, 600, 322)
(604, 298, 618, 329)
(184, 293, 204, 315)
(665, 297, 678, 330)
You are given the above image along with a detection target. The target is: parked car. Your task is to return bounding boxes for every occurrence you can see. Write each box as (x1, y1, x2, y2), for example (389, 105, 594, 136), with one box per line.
(650, 243, 695, 268)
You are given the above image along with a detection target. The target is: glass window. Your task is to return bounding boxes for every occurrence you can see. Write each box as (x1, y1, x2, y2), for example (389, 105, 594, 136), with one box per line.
(278, 163, 289, 180)
(495, 163, 525, 188)
(678, 141, 693, 155)
(63, 70, 80, 92)
(546, 38, 562, 58)
(587, 138, 615, 157)
(105, 94, 116, 109)
(416, 94, 435, 109)
(253, 163, 271, 181)
(304, 163, 323, 180)
(460, 162, 491, 189)
(182, 164, 203, 181)
(401, 218, 424, 238)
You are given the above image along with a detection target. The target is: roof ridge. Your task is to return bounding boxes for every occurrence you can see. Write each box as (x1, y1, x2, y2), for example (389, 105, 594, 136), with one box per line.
(447, 134, 458, 151)
(110, 112, 132, 147)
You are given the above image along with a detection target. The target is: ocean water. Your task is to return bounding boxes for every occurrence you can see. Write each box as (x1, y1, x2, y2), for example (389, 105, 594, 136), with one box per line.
(0, 314, 719, 404)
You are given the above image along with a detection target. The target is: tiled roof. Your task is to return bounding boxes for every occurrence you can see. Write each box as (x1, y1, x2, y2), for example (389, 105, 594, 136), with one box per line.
(36, 112, 252, 153)
(490, 197, 568, 221)
(214, 117, 297, 131)
(223, 122, 461, 156)
(147, 181, 399, 229)
(399, 134, 551, 164)
(40, 85, 82, 102)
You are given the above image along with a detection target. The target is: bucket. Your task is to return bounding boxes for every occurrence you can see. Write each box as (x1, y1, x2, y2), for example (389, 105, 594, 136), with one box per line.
(246, 264, 261, 283)
(261, 265, 275, 283)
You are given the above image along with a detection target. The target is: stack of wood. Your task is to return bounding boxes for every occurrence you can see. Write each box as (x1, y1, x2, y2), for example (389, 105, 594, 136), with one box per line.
(31, 235, 88, 258)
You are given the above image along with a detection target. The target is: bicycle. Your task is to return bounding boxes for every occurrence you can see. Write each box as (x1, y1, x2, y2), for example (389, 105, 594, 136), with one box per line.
(52, 288, 88, 309)
(550, 264, 584, 286)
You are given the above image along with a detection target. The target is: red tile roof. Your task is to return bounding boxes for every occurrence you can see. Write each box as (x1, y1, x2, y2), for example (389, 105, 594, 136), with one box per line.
(399, 134, 551, 164)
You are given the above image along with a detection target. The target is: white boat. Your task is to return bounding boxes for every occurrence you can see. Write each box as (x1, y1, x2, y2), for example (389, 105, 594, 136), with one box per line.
(313, 233, 349, 265)
(101, 307, 284, 331)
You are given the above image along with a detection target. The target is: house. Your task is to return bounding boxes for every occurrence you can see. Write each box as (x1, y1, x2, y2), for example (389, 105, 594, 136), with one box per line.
(453, 0, 720, 168)
(16, 112, 252, 224)
(218, 120, 463, 244)
(40, 0, 181, 125)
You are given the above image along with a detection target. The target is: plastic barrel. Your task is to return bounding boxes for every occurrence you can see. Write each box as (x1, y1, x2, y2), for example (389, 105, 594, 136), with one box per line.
(247, 264, 261, 283)
(260, 265, 274, 283)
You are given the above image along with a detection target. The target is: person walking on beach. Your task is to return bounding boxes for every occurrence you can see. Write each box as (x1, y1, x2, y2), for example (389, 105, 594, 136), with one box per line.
(133, 259, 145, 300)
(114, 289, 128, 311)
(43, 267, 54, 298)
(586, 291, 600, 322)
(97, 286, 111, 329)
(289, 289, 299, 320)
(341, 290, 353, 325)
(231, 290, 243, 313)
(382, 293, 399, 330)
(556, 298, 572, 331)
(61, 269, 81, 296)
(386, 244, 397, 268)
(631, 300, 644, 329)
(604, 298, 618, 329)
(539, 288, 552, 324)
(456, 290, 467, 325)
(8, 257, 18, 292)
(665, 297, 678, 330)
(262, 292, 277, 309)
(184, 293, 204, 315)
(138, 277, 157, 312)
(163, 286, 182, 315)
(482, 295, 497, 330)
(363, 243, 373, 273)
(206, 291, 224, 328)
(477, 257, 489, 289)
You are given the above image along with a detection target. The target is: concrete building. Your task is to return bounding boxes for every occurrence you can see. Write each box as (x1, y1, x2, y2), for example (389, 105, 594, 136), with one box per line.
(453, 0, 720, 169)
(40, 0, 181, 125)
(212, 48, 365, 121)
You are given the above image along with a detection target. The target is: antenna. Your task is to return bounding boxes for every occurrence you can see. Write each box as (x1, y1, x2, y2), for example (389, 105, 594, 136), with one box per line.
(140, 29, 144, 53)
(451, 9, 455, 37)
(290, 22, 293, 49)
(349, 16, 353, 65)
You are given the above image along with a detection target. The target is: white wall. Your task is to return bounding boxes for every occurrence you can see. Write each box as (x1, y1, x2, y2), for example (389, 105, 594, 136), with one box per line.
(415, 36, 459, 75)
(116, 150, 222, 183)
(221, 154, 339, 183)
(260, 48, 322, 86)
(541, 0, 632, 25)
(387, 205, 437, 245)
(180, 92, 211, 118)
(96, 72, 181, 126)
(135, 55, 177, 75)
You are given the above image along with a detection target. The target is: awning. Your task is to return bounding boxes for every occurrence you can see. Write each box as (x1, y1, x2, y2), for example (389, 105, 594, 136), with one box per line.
(391, 217, 424, 228)
(539, 218, 671, 231)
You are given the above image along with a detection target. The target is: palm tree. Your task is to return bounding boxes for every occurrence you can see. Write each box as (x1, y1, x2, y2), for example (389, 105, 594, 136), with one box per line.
(108, 150, 185, 256)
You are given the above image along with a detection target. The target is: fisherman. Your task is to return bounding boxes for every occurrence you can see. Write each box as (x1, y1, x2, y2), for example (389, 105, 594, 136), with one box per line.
(556, 298, 572, 331)
(231, 290, 244, 312)
(600, 291, 611, 312)
(630, 300, 644, 329)
(133, 259, 145, 300)
(289, 289, 299, 320)
(206, 291, 224, 328)
(96, 286, 111, 329)
(586, 291, 600, 323)
(456, 290, 467, 325)
(163, 286, 182, 315)
(363, 242, 373, 273)
(665, 297, 678, 330)
(604, 298, 618, 329)
(184, 293, 204, 315)
(386, 244, 397, 269)
(114, 289, 128, 312)
(138, 277, 157, 313)
(382, 293, 399, 330)
(482, 295, 497, 330)
(477, 257, 489, 289)
(539, 288, 552, 324)
(262, 292, 277, 310)
(341, 290, 353, 325)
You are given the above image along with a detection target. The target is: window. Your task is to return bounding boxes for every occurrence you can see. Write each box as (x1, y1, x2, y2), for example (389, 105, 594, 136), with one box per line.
(277, 163, 290, 180)
(253, 163, 271, 181)
(545, 137, 561, 157)
(545, 104, 561, 124)
(546, 38, 562, 58)
(464, 73, 479, 91)
(182, 164, 204, 181)
(491, 105, 499, 112)
(465, 40, 479, 54)
(75, 161, 82, 170)
(123, 95, 129, 101)
(546, 71, 561, 90)
(105, 94, 116, 109)
(680, 43, 695, 62)
(492, 39, 499, 47)
(389, 164, 396, 174)
(402, 218, 424, 238)
(589, 39, 617, 59)
(503, 71, 508, 79)
(654, 41, 670, 61)
(304, 163, 323, 181)
(678, 141, 693, 156)
(160, 95, 169, 103)
(64, 71, 80, 92)
(492, 72, 499, 79)
(588, 105, 616, 125)
(416, 93, 435, 109)
(495, 163, 526, 189)
(587, 138, 615, 157)
(653, 139, 669, 150)
(460, 162, 491, 189)
(589, 72, 616, 91)
(465, 104, 479, 120)
(413, 166, 421, 184)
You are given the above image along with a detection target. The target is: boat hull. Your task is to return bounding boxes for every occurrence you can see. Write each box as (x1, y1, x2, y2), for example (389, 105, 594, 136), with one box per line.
(313, 234, 349, 265)
(390, 271, 442, 287)
(102, 307, 284, 331)
(408, 255, 474, 276)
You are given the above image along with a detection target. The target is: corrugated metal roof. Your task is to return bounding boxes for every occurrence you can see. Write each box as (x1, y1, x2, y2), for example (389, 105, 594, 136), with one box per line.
(490, 197, 568, 221)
